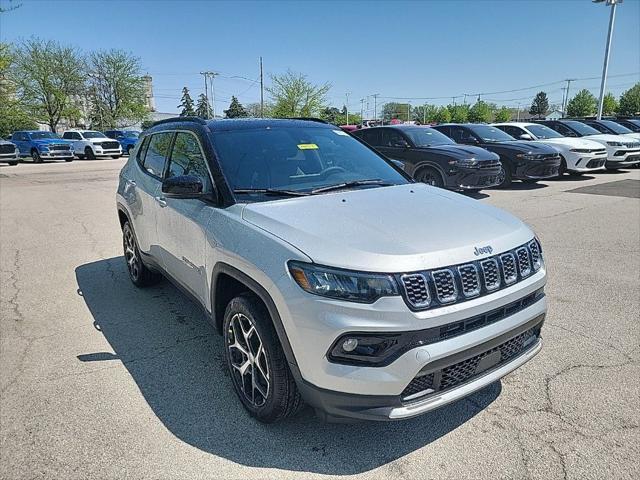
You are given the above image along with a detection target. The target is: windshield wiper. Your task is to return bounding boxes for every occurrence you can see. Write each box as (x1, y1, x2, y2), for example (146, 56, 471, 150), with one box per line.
(233, 188, 310, 197)
(310, 179, 394, 194)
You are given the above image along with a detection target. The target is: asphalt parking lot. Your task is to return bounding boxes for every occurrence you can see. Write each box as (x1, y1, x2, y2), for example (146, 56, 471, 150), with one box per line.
(1, 159, 638, 480)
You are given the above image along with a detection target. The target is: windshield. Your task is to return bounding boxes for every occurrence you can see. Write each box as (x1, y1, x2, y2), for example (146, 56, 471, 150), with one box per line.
(122, 131, 140, 138)
(526, 124, 564, 139)
(468, 125, 516, 143)
(620, 119, 640, 132)
(82, 131, 108, 139)
(598, 120, 633, 134)
(562, 121, 601, 136)
(404, 127, 454, 147)
(30, 132, 60, 140)
(211, 126, 408, 200)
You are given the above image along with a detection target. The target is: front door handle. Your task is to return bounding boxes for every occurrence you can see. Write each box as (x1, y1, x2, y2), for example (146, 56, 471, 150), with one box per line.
(155, 196, 167, 208)
(127, 179, 136, 186)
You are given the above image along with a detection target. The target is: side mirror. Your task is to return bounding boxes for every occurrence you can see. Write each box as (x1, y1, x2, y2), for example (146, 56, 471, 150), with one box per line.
(161, 175, 204, 198)
(519, 133, 533, 141)
(390, 159, 405, 170)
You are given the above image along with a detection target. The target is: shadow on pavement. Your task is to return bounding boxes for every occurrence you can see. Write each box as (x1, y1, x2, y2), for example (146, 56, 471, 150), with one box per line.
(547, 174, 595, 182)
(75, 257, 500, 475)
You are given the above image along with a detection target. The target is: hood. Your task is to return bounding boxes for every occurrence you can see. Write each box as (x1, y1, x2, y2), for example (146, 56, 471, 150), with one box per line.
(582, 133, 640, 146)
(483, 140, 559, 154)
(620, 132, 640, 141)
(0, 140, 16, 147)
(532, 137, 606, 151)
(241, 183, 534, 272)
(87, 137, 112, 144)
(418, 144, 499, 161)
(32, 138, 73, 146)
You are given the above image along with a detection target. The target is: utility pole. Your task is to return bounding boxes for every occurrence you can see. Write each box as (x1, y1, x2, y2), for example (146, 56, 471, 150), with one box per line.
(594, 0, 621, 120)
(517, 102, 521, 121)
(562, 79, 575, 117)
(200, 72, 209, 119)
(345, 91, 351, 125)
(372, 93, 380, 123)
(200, 71, 218, 118)
(259, 56, 264, 118)
(407, 102, 411, 122)
(360, 98, 364, 123)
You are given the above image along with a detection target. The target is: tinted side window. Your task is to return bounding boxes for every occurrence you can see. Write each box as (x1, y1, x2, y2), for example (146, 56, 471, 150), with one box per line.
(449, 127, 471, 143)
(503, 126, 523, 138)
(167, 132, 212, 192)
(553, 124, 575, 137)
(358, 129, 381, 146)
(142, 132, 173, 177)
(62, 132, 72, 139)
(587, 122, 608, 133)
(380, 129, 408, 147)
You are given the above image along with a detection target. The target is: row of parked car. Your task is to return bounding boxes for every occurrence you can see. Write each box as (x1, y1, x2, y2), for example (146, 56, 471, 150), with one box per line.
(0, 129, 141, 165)
(346, 118, 640, 189)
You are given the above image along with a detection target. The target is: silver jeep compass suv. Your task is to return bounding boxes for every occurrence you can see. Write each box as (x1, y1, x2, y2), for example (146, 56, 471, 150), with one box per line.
(116, 117, 547, 423)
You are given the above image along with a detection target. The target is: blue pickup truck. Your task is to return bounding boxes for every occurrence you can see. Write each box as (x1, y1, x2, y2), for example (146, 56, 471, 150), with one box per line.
(11, 131, 74, 163)
(104, 130, 140, 155)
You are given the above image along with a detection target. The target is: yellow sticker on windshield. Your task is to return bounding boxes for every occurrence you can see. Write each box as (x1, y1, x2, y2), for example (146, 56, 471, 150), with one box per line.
(297, 143, 318, 150)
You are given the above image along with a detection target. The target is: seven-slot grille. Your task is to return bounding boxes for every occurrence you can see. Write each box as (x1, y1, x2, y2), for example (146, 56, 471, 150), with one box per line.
(0, 144, 15, 154)
(399, 240, 542, 310)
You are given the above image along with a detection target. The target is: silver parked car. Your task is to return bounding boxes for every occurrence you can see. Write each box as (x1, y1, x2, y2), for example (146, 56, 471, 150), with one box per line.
(116, 117, 547, 423)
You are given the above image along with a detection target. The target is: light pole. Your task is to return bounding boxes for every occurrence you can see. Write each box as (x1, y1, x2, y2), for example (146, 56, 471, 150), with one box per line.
(345, 91, 351, 125)
(593, 0, 622, 120)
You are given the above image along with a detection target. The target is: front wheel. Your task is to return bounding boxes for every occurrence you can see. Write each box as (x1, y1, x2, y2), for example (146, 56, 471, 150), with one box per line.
(31, 149, 42, 163)
(7, 161, 18, 166)
(65, 158, 73, 162)
(497, 163, 513, 188)
(122, 221, 162, 287)
(415, 167, 444, 188)
(85, 147, 96, 160)
(224, 294, 303, 423)
(111, 155, 121, 159)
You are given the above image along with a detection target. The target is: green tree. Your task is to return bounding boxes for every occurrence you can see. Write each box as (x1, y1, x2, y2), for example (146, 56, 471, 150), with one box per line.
(529, 91, 549, 119)
(224, 95, 248, 118)
(448, 104, 469, 123)
(432, 106, 451, 123)
(494, 106, 511, 122)
(618, 83, 640, 115)
(195, 93, 213, 119)
(468, 100, 492, 123)
(246, 102, 271, 118)
(267, 70, 330, 118)
(566, 89, 597, 117)
(87, 49, 149, 129)
(601, 93, 618, 115)
(382, 102, 410, 122)
(0, 42, 34, 137)
(178, 87, 195, 116)
(11, 38, 85, 132)
(320, 106, 341, 123)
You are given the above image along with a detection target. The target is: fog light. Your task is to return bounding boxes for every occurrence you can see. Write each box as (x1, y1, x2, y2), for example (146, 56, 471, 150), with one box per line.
(342, 338, 358, 352)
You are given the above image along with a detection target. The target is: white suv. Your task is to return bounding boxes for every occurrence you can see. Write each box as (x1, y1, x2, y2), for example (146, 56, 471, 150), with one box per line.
(62, 130, 122, 159)
(493, 122, 607, 174)
(116, 118, 547, 423)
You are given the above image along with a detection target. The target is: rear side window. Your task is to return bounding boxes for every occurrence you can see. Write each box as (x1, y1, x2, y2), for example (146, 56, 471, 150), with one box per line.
(553, 124, 576, 137)
(586, 122, 608, 134)
(142, 132, 173, 177)
(357, 129, 381, 146)
(380, 129, 408, 147)
(167, 132, 212, 192)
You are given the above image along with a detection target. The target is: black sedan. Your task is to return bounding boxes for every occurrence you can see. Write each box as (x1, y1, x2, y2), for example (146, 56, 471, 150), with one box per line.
(352, 125, 502, 190)
(432, 124, 561, 187)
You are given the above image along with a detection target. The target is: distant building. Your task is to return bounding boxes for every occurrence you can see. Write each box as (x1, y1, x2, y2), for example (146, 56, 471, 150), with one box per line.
(545, 109, 564, 120)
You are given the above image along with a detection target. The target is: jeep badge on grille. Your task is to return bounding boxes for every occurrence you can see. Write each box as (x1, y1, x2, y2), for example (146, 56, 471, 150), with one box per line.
(474, 245, 493, 256)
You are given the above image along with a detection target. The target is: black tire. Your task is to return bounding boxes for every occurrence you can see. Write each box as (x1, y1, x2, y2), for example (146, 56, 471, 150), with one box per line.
(497, 162, 513, 188)
(111, 155, 121, 159)
(122, 221, 162, 287)
(223, 294, 303, 423)
(7, 161, 18, 166)
(126, 145, 134, 156)
(559, 157, 568, 176)
(85, 147, 95, 160)
(31, 149, 42, 163)
(65, 158, 73, 162)
(415, 167, 444, 188)
(76, 154, 85, 160)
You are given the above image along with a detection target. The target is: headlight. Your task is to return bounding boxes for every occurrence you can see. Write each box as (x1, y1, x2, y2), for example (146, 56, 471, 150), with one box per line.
(288, 261, 398, 303)
(607, 141, 623, 147)
(516, 153, 537, 161)
(455, 158, 479, 167)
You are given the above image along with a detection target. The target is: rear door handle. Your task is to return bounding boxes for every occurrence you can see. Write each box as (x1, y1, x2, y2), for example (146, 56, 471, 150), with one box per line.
(155, 196, 167, 207)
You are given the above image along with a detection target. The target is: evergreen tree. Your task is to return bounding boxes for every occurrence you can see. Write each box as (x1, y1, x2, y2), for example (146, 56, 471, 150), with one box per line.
(195, 93, 213, 119)
(178, 87, 195, 116)
(224, 95, 249, 118)
(529, 92, 549, 119)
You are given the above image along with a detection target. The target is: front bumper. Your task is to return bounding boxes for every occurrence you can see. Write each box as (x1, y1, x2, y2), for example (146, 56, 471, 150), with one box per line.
(94, 148, 122, 157)
(566, 152, 607, 172)
(606, 149, 640, 168)
(514, 156, 561, 179)
(276, 265, 547, 420)
(39, 150, 74, 159)
(0, 152, 19, 162)
(446, 165, 502, 190)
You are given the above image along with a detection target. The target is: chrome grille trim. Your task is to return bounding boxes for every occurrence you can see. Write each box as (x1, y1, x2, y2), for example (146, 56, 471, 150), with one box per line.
(516, 247, 531, 277)
(400, 273, 431, 308)
(431, 269, 457, 304)
(396, 240, 543, 311)
(458, 264, 480, 298)
(480, 258, 501, 291)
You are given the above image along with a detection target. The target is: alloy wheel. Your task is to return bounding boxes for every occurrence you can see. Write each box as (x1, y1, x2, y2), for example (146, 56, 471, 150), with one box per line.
(227, 312, 270, 407)
(123, 226, 140, 281)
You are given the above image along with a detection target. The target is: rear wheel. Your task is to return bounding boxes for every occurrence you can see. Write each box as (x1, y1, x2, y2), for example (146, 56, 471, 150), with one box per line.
(31, 149, 42, 163)
(415, 167, 444, 188)
(224, 294, 303, 423)
(497, 162, 513, 188)
(122, 221, 162, 287)
(85, 147, 95, 160)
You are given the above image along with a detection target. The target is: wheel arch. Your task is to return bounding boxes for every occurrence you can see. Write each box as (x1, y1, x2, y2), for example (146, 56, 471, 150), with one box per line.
(412, 161, 447, 183)
(211, 262, 299, 368)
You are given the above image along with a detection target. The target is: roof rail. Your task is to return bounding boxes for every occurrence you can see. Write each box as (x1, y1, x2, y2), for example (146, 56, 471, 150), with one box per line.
(284, 117, 328, 124)
(151, 116, 207, 127)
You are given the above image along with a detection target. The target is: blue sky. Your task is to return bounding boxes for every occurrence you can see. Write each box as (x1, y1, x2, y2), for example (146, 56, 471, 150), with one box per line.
(1, 0, 638, 115)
